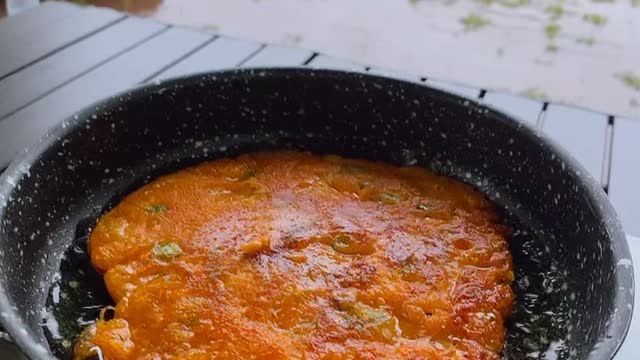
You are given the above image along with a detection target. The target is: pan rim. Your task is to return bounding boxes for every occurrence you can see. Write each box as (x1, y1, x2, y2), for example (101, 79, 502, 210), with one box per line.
(0, 67, 633, 360)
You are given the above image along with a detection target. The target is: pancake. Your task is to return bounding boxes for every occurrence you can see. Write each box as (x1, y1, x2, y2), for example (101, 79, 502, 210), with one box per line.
(75, 151, 514, 360)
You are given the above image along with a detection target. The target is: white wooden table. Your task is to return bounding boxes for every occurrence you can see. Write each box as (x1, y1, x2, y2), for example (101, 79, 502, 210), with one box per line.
(0, 2, 638, 358)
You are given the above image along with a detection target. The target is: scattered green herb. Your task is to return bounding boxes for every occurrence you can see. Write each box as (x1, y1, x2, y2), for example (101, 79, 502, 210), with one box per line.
(460, 13, 491, 31)
(475, 0, 528, 7)
(145, 204, 167, 213)
(546, 43, 558, 53)
(576, 37, 596, 46)
(546, 4, 564, 19)
(583, 13, 608, 26)
(618, 72, 640, 92)
(520, 88, 548, 101)
(544, 23, 560, 39)
(153, 241, 183, 261)
(499, 0, 529, 8)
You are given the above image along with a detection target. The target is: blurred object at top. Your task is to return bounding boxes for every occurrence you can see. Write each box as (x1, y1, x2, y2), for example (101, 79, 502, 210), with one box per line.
(5, 0, 38, 15)
(76, 0, 160, 15)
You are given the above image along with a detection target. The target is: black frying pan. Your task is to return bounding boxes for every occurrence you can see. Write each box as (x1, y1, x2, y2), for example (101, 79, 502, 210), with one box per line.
(0, 68, 633, 359)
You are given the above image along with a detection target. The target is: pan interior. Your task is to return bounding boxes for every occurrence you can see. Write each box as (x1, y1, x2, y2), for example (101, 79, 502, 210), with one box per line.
(0, 69, 630, 360)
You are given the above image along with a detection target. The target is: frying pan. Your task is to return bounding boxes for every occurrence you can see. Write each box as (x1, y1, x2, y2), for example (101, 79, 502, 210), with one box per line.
(0, 68, 633, 359)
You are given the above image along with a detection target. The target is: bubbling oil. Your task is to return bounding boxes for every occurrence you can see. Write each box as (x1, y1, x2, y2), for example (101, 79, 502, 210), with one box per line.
(501, 210, 570, 360)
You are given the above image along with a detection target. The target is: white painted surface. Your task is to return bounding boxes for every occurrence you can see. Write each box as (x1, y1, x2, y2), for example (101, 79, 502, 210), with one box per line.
(616, 235, 639, 359)
(114, 0, 640, 120)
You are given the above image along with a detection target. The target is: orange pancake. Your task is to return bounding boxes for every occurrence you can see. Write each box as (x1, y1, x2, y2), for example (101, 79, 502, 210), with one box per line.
(75, 151, 514, 360)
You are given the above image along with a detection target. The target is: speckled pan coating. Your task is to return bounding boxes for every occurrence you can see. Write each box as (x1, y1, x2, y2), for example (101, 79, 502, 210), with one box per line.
(0, 68, 633, 359)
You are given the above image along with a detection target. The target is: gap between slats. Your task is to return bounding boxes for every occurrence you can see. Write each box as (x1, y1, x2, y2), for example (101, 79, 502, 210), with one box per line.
(538, 104, 613, 193)
(601, 116, 615, 194)
(139, 35, 219, 84)
(0, 24, 170, 123)
(235, 44, 267, 67)
(0, 15, 128, 82)
(302, 53, 318, 65)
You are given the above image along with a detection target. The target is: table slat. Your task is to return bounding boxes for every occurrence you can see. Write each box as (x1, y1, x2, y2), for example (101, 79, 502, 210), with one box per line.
(152, 37, 261, 81)
(308, 55, 365, 72)
(0, 18, 165, 120)
(0, 5, 125, 79)
(482, 91, 543, 127)
(426, 79, 481, 99)
(541, 104, 608, 183)
(609, 117, 640, 237)
(241, 45, 313, 67)
(0, 27, 211, 167)
(366, 67, 421, 83)
(0, 2, 77, 48)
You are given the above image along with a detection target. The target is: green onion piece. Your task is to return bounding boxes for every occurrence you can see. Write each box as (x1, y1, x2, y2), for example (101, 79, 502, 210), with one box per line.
(583, 13, 607, 26)
(378, 192, 402, 204)
(354, 304, 392, 324)
(145, 204, 167, 213)
(401, 263, 415, 274)
(153, 241, 183, 261)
